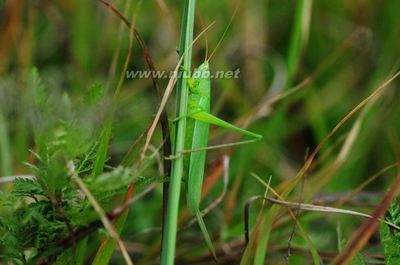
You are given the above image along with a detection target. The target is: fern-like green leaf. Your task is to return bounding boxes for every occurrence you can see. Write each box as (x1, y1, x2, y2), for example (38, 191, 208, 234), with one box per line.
(380, 199, 400, 265)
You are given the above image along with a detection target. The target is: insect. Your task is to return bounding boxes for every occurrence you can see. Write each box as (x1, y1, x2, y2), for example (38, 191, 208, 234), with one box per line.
(180, 59, 262, 261)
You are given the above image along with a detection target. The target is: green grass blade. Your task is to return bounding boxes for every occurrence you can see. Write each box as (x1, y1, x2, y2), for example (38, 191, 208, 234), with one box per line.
(91, 119, 113, 178)
(91, 209, 129, 265)
(160, 0, 196, 264)
(71, 0, 96, 74)
(75, 237, 88, 265)
(252, 206, 276, 265)
(292, 218, 321, 265)
(0, 111, 12, 176)
(286, 0, 313, 84)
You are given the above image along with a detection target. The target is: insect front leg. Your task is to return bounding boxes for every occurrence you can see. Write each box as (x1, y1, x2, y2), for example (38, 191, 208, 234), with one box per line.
(178, 65, 196, 88)
(187, 77, 197, 91)
(164, 153, 182, 160)
(165, 150, 188, 160)
(169, 115, 186, 123)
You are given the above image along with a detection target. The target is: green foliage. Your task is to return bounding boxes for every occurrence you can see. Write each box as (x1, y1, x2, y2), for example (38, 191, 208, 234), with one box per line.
(380, 199, 400, 265)
(12, 178, 44, 198)
(84, 83, 105, 105)
(1, 0, 400, 264)
(0, 190, 65, 263)
(85, 166, 137, 193)
(0, 68, 140, 264)
(0, 146, 135, 263)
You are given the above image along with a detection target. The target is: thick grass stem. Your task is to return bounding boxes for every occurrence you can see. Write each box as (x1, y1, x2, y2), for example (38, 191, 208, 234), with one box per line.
(160, 0, 196, 264)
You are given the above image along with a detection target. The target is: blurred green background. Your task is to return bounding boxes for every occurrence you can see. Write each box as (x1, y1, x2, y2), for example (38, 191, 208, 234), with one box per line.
(0, 0, 399, 264)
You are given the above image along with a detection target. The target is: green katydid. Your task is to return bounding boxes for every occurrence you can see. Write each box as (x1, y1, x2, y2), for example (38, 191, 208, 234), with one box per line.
(175, 22, 262, 260)
(184, 62, 261, 260)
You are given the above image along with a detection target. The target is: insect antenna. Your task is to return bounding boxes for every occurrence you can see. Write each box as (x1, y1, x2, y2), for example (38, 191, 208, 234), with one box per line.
(198, 15, 209, 62)
(208, 2, 240, 62)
